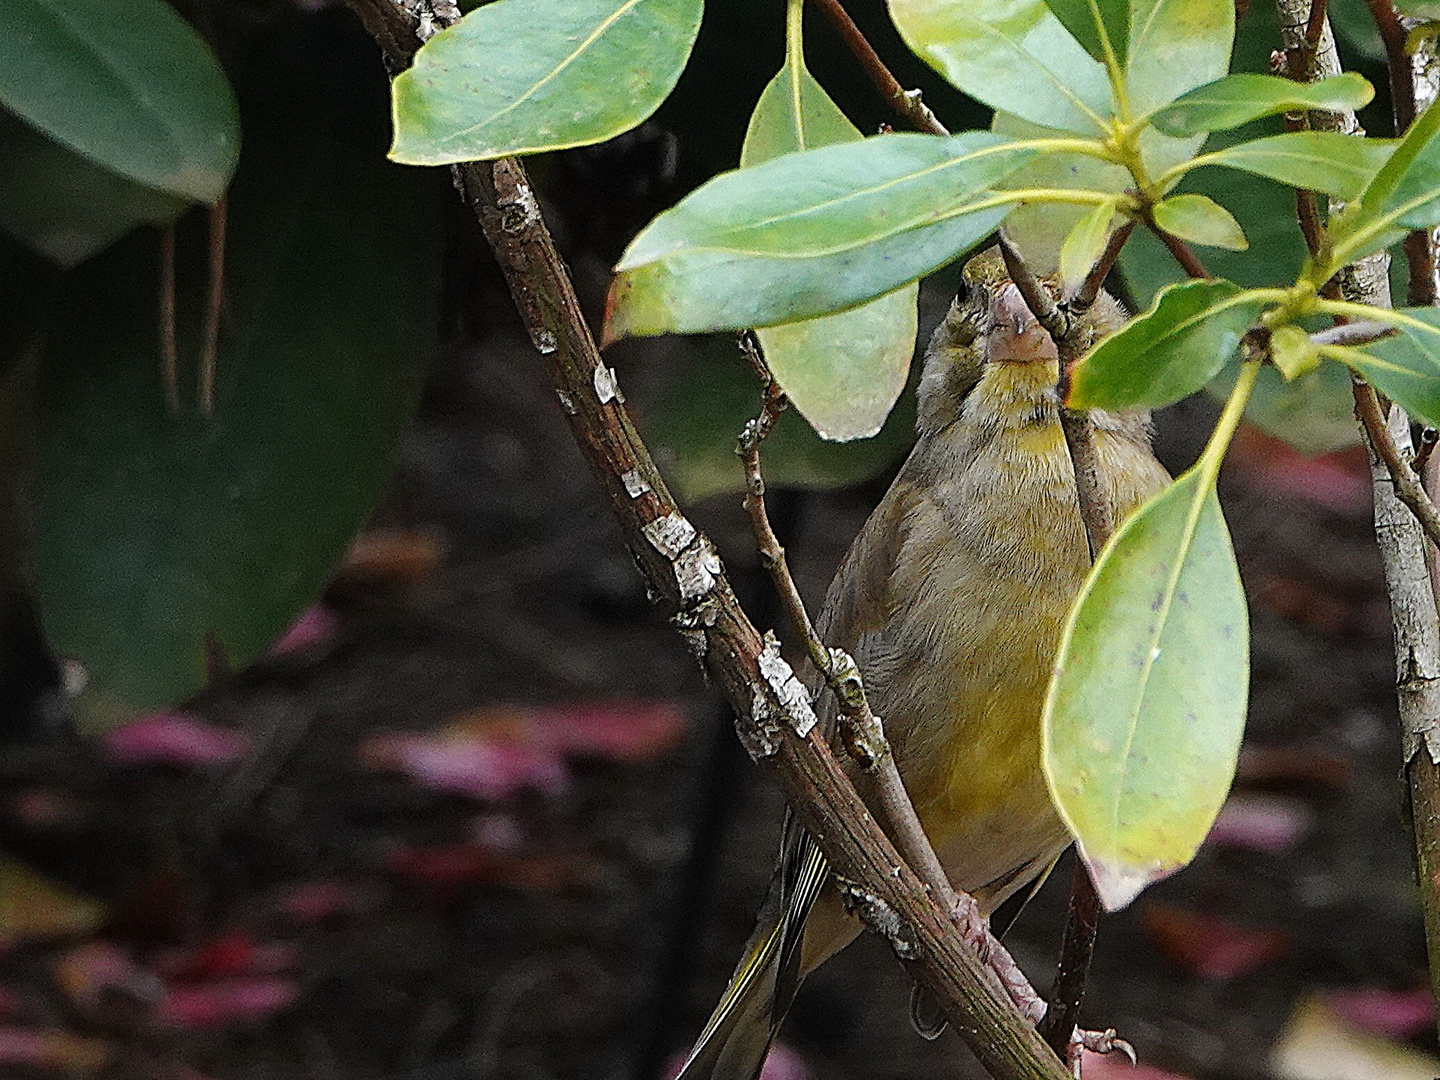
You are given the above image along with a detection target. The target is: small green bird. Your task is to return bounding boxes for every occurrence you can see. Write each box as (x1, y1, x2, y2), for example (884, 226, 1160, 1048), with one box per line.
(676, 249, 1170, 1080)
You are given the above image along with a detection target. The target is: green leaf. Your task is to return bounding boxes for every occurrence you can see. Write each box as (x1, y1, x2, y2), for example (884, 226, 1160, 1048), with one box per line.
(1042, 0, 1129, 64)
(0, 0, 238, 202)
(1058, 198, 1117, 290)
(1044, 467, 1248, 911)
(741, 44, 918, 441)
(33, 80, 444, 729)
(1125, 0, 1234, 116)
(0, 111, 189, 267)
(1195, 131, 1397, 201)
(1151, 193, 1247, 250)
(1069, 279, 1271, 409)
(1341, 308, 1440, 427)
(1149, 72, 1375, 138)
(888, 0, 1114, 134)
(389, 0, 703, 165)
(606, 132, 1038, 338)
(640, 337, 916, 502)
(1332, 88, 1440, 263)
(1268, 324, 1321, 379)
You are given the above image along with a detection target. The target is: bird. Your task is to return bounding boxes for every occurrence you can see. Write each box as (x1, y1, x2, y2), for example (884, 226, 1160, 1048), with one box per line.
(675, 246, 1172, 1080)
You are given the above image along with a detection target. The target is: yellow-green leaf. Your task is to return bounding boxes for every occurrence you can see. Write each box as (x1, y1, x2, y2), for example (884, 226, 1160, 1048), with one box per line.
(1044, 468, 1248, 911)
(888, 0, 1114, 134)
(1269, 324, 1320, 380)
(741, 33, 917, 441)
(1151, 193, 1248, 250)
(1057, 199, 1117, 291)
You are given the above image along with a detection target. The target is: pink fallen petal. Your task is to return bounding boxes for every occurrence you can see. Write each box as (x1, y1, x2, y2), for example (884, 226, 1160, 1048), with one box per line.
(158, 977, 300, 1029)
(102, 714, 250, 769)
(1323, 986, 1435, 1041)
(269, 605, 338, 656)
(153, 930, 297, 981)
(532, 700, 687, 761)
(55, 941, 163, 1008)
(0, 1027, 111, 1072)
(1142, 904, 1292, 981)
(1207, 793, 1314, 853)
(1080, 1050, 1193, 1080)
(273, 879, 366, 925)
(1229, 427, 1372, 517)
(363, 733, 569, 800)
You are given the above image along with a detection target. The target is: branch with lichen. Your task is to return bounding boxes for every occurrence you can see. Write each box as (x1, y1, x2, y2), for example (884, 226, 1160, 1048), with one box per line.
(343, 3, 1077, 1078)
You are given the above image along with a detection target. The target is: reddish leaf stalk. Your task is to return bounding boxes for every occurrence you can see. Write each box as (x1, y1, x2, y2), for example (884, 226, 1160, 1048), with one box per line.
(159, 224, 179, 417)
(199, 196, 228, 415)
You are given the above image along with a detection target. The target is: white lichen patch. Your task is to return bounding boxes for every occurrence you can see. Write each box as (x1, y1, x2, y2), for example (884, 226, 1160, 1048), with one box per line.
(758, 631, 817, 737)
(643, 513, 697, 560)
(621, 470, 650, 498)
(836, 877, 919, 960)
(593, 364, 621, 404)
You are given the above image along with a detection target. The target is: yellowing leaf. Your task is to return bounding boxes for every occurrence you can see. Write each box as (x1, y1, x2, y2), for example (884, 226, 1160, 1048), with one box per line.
(1152, 193, 1248, 250)
(1044, 467, 1249, 911)
(742, 32, 917, 441)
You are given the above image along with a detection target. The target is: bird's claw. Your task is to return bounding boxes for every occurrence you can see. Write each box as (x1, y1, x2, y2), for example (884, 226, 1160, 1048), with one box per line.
(1067, 1027, 1135, 1078)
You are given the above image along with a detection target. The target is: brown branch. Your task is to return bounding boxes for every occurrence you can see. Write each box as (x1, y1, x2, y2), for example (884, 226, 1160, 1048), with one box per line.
(159, 224, 179, 417)
(1354, 379, 1440, 556)
(1138, 206, 1212, 280)
(1070, 220, 1135, 314)
(734, 335, 960, 915)
(198, 195, 227, 415)
(344, 2, 1072, 1077)
(1039, 864, 1102, 1055)
(807, 0, 948, 135)
(1305, 0, 1330, 46)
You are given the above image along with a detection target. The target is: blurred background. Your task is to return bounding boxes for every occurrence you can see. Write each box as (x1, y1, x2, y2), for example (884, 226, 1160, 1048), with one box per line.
(0, 1, 1433, 1078)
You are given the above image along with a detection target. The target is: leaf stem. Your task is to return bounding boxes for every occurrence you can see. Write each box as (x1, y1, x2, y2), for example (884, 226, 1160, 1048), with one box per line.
(806, 0, 948, 135)
(1198, 358, 1261, 481)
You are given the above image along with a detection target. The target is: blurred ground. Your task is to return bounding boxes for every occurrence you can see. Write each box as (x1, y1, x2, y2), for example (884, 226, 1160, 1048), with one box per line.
(0, 260, 1431, 1080)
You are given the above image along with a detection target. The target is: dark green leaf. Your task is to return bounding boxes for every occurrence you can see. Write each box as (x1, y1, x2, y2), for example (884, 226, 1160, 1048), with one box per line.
(888, 0, 1114, 134)
(33, 88, 444, 728)
(390, 0, 703, 165)
(0, 0, 237, 202)
(606, 132, 1038, 338)
(0, 111, 188, 267)
(1043, 0, 1129, 64)
(1195, 131, 1396, 201)
(1149, 72, 1375, 137)
(1125, 0, 1233, 115)
(742, 60, 917, 441)
(1044, 467, 1248, 911)
(1070, 280, 1272, 409)
(1151, 193, 1247, 250)
(640, 337, 916, 502)
(1341, 308, 1440, 427)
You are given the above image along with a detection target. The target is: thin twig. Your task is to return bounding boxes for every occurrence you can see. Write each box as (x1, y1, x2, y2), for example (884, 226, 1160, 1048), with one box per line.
(1354, 379, 1440, 555)
(806, 0, 948, 135)
(1415, 427, 1438, 474)
(159, 224, 179, 417)
(198, 195, 227, 415)
(1140, 207, 1212, 279)
(734, 334, 959, 913)
(1069, 221, 1135, 313)
(1305, 0, 1330, 46)
(1039, 864, 1102, 1056)
(1309, 319, 1395, 347)
(343, 4, 1073, 1076)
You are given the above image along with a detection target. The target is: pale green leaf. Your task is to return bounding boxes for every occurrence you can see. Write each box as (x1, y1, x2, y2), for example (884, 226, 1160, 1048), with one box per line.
(1070, 279, 1271, 408)
(742, 51, 917, 441)
(390, 0, 703, 165)
(1043, 0, 1129, 63)
(606, 133, 1038, 338)
(1044, 468, 1248, 911)
(0, 0, 238, 202)
(1058, 199, 1117, 290)
(1149, 72, 1375, 137)
(888, 0, 1114, 134)
(1151, 193, 1247, 250)
(1196, 131, 1397, 200)
(1125, 0, 1234, 115)
(1268, 324, 1321, 380)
